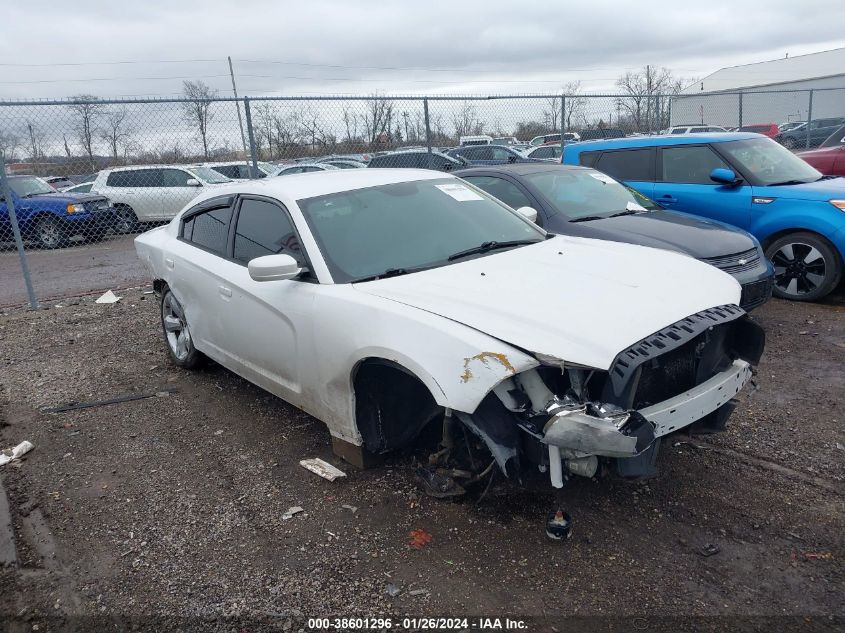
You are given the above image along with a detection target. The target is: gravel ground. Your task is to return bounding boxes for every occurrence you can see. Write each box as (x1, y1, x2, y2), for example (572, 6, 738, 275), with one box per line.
(0, 289, 843, 632)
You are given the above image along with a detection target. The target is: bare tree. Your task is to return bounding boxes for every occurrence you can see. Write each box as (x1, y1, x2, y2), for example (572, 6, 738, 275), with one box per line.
(100, 108, 133, 161)
(562, 81, 587, 131)
(543, 97, 560, 132)
(0, 130, 20, 161)
(181, 80, 217, 159)
(26, 121, 45, 161)
(342, 107, 361, 145)
(361, 96, 394, 148)
(451, 102, 483, 140)
(68, 94, 104, 170)
(616, 66, 679, 133)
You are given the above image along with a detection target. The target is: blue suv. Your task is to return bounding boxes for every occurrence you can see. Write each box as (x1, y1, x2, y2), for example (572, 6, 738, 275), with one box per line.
(563, 133, 845, 301)
(1, 175, 116, 249)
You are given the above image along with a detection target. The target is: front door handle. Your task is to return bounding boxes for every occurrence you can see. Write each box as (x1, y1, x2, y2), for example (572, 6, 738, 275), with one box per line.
(219, 286, 232, 299)
(165, 258, 175, 269)
(660, 195, 678, 203)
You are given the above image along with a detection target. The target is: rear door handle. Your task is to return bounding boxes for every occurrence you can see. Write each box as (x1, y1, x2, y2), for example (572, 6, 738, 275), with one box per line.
(219, 286, 232, 299)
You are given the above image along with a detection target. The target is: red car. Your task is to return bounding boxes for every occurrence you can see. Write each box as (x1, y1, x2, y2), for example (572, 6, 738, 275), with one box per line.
(738, 123, 780, 138)
(798, 124, 845, 176)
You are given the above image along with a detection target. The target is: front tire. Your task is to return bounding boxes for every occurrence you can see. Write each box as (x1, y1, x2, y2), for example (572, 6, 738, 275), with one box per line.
(766, 232, 841, 301)
(34, 215, 67, 249)
(160, 287, 204, 369)
(114, 204, 139, 234)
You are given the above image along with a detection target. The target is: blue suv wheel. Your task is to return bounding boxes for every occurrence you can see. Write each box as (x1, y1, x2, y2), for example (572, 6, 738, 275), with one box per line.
(765, 232, 842, 301)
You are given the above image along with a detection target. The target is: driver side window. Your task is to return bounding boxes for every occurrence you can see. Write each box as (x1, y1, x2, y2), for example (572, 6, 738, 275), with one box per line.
(661, 145, 730, 184)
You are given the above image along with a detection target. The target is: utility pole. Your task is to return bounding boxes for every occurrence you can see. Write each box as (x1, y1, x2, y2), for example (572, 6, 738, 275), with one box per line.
(228, 56, 251, 173)
(403, 111, 410, 143)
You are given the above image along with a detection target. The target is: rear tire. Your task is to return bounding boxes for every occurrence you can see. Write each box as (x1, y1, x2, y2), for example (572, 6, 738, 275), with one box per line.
(160, 287, 204, 369)
(114, 204, 139, 234)
(34, 215, 67, 249)
(766, 232, 841, 302)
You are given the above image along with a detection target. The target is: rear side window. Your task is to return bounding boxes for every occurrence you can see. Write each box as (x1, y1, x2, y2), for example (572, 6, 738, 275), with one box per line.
(661, 145, 730, 184)
(181, 205, 233, 255)
(213, 165, 239, 179)
(594, 148, 656, 181)
(578, 151, 599, 167)
(233, 199, 302, 265)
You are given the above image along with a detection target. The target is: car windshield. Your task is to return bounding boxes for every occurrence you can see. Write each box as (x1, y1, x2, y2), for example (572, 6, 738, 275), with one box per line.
(298, 178, 544, 283)
(524, 169, 651, 220)
(718, 137, 822, 185)
(187, 166, 232, 184)
(820, 125, 845, 147)
(7, 176, 55, 197)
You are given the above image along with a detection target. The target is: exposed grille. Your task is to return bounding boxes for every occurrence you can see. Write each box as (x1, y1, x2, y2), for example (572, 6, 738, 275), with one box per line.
(740, 277, 774, 311)
(701, 247, 760, 274)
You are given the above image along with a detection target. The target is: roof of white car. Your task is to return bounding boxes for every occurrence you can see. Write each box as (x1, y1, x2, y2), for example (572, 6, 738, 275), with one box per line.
(197, 168, 450, 202)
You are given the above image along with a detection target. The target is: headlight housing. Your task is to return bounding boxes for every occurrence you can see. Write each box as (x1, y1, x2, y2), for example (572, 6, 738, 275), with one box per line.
(66, 203, 85, 214)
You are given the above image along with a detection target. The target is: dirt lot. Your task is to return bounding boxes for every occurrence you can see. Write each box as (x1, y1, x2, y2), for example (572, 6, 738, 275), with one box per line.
(0, 288, 843, 632)
(0, 236, 147, 308)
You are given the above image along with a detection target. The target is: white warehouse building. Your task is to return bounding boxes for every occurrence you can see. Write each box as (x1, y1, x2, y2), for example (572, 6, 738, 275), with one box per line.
(670, 47, 845, 128)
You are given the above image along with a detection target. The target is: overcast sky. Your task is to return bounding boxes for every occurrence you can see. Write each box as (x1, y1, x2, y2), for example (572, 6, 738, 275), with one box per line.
(2, 0, 845, 100)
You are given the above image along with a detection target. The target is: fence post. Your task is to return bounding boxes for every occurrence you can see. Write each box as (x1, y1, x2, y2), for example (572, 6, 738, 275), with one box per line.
(806, 90, 814, 149)
(423, 98, 432, 154)
(738, 92, 743, 128)
(667, 96, 673, 129)
(243, 97, 260, 178)
(561, 94, 566, 140)
(0, 153, 39, 310)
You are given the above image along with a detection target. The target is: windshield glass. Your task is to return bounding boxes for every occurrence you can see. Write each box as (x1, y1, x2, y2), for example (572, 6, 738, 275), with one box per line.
(8, 176, 55, 197)
(187, 166, 232, 184)
(524, 169, 650, 220)
(298, 178, 544, 283)
(718, 137, 821, 185)
(820, 125, 845, 148)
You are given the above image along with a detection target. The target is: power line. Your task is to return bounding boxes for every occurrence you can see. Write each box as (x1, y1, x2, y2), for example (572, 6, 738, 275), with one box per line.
(0, 74, 231, 85)
(0, 59, 221, 67)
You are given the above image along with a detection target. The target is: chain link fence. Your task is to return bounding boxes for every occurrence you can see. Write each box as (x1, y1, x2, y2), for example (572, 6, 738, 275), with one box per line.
(1, 88, 844, 306)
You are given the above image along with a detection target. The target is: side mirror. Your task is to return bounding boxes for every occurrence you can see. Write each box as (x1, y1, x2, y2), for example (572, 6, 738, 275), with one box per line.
(248, 254, 302, 282)
(185, 178, 201, 187)
(710, 168, 742, 186)
(515, 206, 538, 223)
(507, 154, 518, 163)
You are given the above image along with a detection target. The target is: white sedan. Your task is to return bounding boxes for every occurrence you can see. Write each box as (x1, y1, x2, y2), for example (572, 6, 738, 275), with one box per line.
(135, 169, 764, 495)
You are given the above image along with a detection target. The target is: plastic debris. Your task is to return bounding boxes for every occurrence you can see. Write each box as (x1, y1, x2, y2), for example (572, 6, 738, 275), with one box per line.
(341, 504, 358, 513)
(545, 510, 573, 541)
(385, 583, 400, 597)
(409, 528, 433, 549)
(95, 290, 122, 304)
(299, 458, 346, 481)
(0, 441, 34, 467)
(282, 506, 304, 520)
(698, 543, 721, 557)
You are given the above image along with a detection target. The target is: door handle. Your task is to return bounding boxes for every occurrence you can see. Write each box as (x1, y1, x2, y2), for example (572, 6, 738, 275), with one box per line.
(218, 286, 232, 299)
(660, 195, 678, 203)
(165, 258, 175, 269)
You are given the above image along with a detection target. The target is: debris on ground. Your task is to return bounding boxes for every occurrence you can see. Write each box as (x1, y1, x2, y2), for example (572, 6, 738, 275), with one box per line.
(409, 589, 429, 596)
(0, 441, 34, 467)
(545, 510, 573, 541)
(41, 388, 178, 413)
(95, 290, 122, 304)
(341, 504, 358, 513)
(282, 506, 305, 520)
(803, 551, 833, 560)
(698, 543, 721, 557)
(409, 528, 433, 549)
(299, 458, 346, 481)
(385, 583, 400, 597)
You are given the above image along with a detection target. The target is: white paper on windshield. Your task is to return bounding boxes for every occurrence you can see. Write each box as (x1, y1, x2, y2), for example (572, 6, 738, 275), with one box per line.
(436, 183, 484, 201)
(589, 173, 616, 184)
(626, 201, 648, 212)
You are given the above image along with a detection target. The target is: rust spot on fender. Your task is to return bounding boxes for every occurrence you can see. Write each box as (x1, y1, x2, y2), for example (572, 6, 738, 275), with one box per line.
(461, 352, 516, 383)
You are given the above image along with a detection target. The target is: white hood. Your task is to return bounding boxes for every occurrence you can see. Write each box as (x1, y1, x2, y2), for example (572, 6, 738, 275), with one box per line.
(353, 235, 742, 370)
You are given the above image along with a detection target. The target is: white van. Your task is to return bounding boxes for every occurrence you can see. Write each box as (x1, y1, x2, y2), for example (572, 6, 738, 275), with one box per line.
(459, 135, 494, 146)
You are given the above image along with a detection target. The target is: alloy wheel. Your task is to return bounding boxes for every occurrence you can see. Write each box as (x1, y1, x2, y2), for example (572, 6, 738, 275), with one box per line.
(770, 242, 827, 297)
(162, 292, 191, 361)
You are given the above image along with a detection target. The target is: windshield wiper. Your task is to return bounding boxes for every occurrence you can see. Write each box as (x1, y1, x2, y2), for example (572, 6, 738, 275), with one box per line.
(608, 209, 642, 218)
(767, 179, 813, 186)
(568, 215, 606, 223)
(447, 239, 541, 262)
(351, 267, 421, 283)
(21, 192, 45, 198)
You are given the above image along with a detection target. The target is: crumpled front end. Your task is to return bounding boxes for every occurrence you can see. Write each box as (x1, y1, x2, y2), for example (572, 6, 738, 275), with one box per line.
(456, 305, 765, 486)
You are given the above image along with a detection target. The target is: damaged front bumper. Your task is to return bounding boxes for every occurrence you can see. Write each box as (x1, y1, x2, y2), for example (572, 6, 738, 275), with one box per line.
(541, 359, 752, 487)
